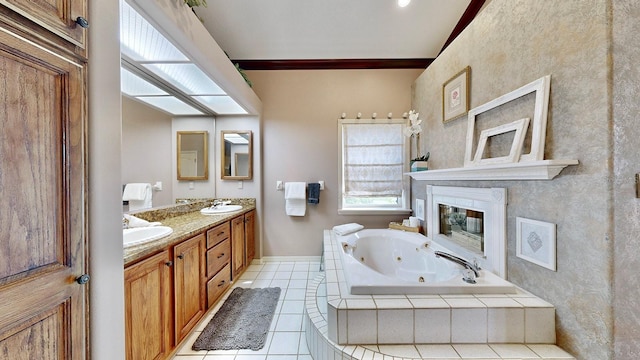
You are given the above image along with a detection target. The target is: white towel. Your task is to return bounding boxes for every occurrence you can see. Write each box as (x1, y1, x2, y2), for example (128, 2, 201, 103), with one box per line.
(333, 223, 364, 236)
(284, 182, 306, 216)
(123, 183, 153, 211)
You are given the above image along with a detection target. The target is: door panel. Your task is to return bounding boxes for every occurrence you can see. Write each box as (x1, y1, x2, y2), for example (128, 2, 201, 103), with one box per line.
(125, 251, 172, 360)
(174, 234, 205, 343)
(0, 27, 86, 360)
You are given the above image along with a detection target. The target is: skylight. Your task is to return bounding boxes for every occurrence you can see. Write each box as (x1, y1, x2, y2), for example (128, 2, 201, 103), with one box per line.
(120, 1, 248, 116)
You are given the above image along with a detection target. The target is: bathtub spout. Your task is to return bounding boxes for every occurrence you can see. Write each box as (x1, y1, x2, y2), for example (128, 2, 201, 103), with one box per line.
(434, 251, 480, 278)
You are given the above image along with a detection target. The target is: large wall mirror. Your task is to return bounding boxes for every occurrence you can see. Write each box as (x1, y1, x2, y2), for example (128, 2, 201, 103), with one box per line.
(221, 130, 252, 180)
(177, 131, 209, 180)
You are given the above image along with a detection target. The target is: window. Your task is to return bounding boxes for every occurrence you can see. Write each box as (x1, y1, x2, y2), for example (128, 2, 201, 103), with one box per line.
(338, 119, 411, 214)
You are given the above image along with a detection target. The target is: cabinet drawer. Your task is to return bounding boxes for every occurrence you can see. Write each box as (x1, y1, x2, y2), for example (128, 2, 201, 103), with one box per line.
(207, 264, 231, 307)
(206, 239, 230, 278)
(206, 222, 230, 248)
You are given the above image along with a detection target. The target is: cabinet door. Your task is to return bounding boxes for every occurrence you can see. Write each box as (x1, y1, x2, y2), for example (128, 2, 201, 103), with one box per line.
(0, 26, 87, 360)
(124, 251, 173, 360)
(174, 233, 206, 343)
(231, 216, 245, 279)
(245, 210, 256, 265)
(0, 0, 87, 50)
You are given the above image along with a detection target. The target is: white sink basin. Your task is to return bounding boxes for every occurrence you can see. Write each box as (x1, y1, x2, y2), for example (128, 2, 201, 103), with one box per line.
(200, 204, 243, 215)
(123, 226, 173, 247)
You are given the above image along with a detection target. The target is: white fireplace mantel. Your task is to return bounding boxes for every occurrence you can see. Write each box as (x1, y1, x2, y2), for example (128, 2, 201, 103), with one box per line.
(406, 159, 579, 181)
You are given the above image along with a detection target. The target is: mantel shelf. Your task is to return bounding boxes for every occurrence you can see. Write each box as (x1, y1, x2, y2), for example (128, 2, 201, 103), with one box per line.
(405, 159, 579, 181)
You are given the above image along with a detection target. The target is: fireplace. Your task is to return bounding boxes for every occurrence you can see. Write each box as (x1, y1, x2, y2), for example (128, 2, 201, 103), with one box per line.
(426, 185, 507, 278)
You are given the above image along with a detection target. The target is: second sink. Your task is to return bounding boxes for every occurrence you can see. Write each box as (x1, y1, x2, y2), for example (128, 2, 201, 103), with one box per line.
(200, 204, 243, 215)
(124, 226, 173, 247)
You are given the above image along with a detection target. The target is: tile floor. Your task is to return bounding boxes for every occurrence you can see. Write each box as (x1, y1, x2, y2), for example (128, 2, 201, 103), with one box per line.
(172, 260, 322, 360)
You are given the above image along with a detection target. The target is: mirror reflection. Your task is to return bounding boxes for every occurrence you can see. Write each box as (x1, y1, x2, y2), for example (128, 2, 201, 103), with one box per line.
(222, 130, 252, 180)
(438, 204, 484, 254)
(177, 131, 208, 180)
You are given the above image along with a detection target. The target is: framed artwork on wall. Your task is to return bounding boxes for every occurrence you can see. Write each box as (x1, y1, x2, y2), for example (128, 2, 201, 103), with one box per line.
(516, 217, 556, 271)
(415, 198, 425, 221)
(442, 66, 470, 123)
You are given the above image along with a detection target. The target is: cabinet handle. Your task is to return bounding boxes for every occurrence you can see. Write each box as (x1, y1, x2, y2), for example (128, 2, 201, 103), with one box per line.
(217, 232, 225, 236)
(75, 16, 89, 29)
(218, 280, 226, 287)
(177, 253, 184, 260)
(217, 253, 225, 259)
(165, 261, 173, 267)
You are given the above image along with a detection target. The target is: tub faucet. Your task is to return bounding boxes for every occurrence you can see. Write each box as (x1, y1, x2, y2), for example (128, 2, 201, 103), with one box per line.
(434, 251, 480, 278)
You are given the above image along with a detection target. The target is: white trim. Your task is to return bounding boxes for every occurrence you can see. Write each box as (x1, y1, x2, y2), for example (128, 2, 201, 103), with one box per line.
(406, 159, 578, 181)
(257, 256, 322, 263)
(426, 185, 507, 278)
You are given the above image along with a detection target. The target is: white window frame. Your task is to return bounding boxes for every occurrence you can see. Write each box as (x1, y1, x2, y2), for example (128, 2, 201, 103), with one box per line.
(338, 118, 411, 215)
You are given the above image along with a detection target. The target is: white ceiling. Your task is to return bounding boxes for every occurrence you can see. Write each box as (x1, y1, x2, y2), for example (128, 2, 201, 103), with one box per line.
(195, 0, 472, 60)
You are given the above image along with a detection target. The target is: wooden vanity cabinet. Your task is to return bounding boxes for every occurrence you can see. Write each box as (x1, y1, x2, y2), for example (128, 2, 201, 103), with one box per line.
(124, 250, 173, 360)
(205, 222, 232, 307)
(245, 210, 256, 265)
(174, 233, 206, 343)
(230, 211, 256, 279)
(231, 215, 246, 279)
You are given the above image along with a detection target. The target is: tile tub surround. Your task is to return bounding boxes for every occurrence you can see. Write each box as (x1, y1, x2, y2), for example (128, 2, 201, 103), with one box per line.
(321, 230, 558, 345)
(123, 199, 255, 265)
(305, 273, 575, 360)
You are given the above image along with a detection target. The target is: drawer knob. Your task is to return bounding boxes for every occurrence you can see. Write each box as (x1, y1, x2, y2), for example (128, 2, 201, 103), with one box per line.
(76, 274, 90, 285)
(218, 280, 226, 287)
(165, 261, 173, 267)
(75, 16, 89, 28)
(217, 253, 225, 259)
(177, 253, 184, 260)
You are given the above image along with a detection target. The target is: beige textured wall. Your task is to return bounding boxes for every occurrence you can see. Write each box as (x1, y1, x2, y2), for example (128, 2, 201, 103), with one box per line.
(412, 1, 612, 359)
(612, 1, 640, 358)
(122, 97, 174, 207)
(247, 69, 422, 257)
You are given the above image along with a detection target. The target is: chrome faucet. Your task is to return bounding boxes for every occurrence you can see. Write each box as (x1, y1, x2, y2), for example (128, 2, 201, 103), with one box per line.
(434, 251, 480, 279)
(211, 199, 231, 208)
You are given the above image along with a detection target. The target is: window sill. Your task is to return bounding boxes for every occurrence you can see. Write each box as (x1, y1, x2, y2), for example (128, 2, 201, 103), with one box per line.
(338, 208, 413, 216)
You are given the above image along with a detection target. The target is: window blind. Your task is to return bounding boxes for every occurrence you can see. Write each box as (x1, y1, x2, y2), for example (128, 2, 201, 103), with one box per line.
(343, 123, 404, 197)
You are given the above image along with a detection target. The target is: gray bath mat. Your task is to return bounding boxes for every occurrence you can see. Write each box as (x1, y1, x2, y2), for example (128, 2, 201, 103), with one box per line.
(192, 287, 281, 351)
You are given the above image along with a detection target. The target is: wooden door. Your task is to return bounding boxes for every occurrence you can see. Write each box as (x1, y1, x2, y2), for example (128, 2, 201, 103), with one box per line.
(245, 210, 255, 265)
(231, 216, 245, 279)
(0, 26, 87, 359)
(174, 233, 205, 343)
(0, 0, 87, 51)
(124, 251, 173, 360)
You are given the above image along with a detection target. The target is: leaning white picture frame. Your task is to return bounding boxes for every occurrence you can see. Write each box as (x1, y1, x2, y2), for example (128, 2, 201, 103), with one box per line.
(472, 117, 530, 166)
(516, 217, 556, 271)
(464, 75, 551, 167)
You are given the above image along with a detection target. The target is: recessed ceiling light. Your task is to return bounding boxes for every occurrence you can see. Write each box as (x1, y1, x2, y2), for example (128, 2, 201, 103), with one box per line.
(398, 0, 411, 8)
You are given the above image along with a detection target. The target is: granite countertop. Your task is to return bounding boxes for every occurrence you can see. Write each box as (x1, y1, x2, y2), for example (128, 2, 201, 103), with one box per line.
(123, 201, 255, 266)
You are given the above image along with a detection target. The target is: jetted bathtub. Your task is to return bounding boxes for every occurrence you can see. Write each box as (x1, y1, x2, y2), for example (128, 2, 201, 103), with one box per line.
(336, 228, 516, 295)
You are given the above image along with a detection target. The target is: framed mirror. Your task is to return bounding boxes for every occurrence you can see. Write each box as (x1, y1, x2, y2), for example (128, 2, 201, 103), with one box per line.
(221, 130, 252, 180)
(177, 131, 208, 180)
